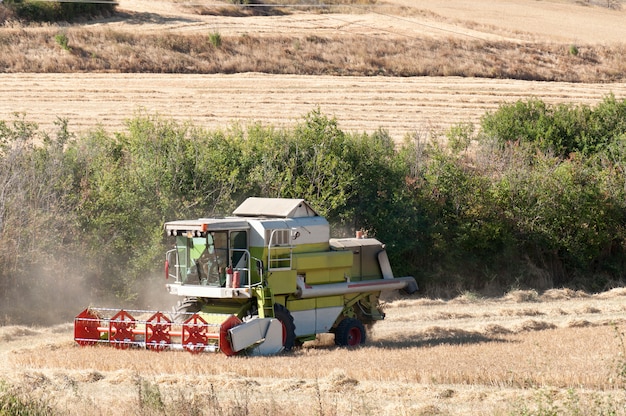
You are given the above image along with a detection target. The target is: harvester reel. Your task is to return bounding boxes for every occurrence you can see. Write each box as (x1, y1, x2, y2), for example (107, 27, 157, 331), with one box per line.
(109, 310, 137, 349)
(181, 313, 210, 354)
(145, 312, 172, 352)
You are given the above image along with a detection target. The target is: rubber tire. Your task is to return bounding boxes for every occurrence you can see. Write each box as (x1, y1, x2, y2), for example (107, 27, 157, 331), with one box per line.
(273, 303, 296, 351)
(172, 297, 202, 322)
(334, 318, 366, 347)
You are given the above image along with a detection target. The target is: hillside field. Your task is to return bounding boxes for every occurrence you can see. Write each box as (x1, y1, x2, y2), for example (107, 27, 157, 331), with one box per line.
(1, 0, 626, 139)
(4, 73, 626, 141)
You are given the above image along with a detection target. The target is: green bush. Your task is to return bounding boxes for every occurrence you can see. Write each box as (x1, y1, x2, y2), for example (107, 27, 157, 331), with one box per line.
(481, 95, 626, 157)
(208, 31, 222, 48)
(3, 105, 626, 322)
(3, 0, 116, 22)
(54, 32, 70, 51)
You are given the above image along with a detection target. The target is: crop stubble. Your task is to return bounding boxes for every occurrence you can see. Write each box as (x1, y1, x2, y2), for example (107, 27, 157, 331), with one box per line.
(3, 0, 626, 139)
(2, 289, 626, 415)
(3, 73, 626, 141)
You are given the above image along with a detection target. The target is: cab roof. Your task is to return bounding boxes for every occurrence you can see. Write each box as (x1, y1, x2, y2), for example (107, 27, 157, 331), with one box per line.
(233, 197, 319, 218)
(164, 218, 249, 236)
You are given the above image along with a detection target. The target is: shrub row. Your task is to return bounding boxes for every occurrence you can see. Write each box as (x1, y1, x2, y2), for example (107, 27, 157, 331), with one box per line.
(2, 0, 116, 23)
(1, 98, 626, 323)
(481, 94, 626, 157)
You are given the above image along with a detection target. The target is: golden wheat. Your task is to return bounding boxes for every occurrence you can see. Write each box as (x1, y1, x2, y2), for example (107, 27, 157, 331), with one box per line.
(3, 289, 626, 415)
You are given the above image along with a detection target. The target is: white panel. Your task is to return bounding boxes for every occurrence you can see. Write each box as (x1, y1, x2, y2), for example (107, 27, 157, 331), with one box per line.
(250, 319, 284, 355)
(291, 310, 316, 337)
(234, 197, 315, 218)
(166, 283, 252, 299)
(377, 250, 394, 279)
(249, 217, 330, 248)
(229, 319, 269, 352)
(315, 307, 343, 333)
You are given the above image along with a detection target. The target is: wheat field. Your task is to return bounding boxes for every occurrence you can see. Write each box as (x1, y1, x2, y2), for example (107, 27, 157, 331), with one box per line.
(4, 73, 626, 141)
(3, 289, 626, 415)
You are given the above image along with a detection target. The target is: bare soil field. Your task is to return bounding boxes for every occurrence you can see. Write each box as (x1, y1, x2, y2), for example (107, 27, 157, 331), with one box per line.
(3, 288, 626, 415)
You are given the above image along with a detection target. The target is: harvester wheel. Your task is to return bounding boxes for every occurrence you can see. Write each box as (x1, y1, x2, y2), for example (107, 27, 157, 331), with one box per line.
(173, 297, 201, 322)
(273, 303, 296, 351)
(334, 318, 366, 347)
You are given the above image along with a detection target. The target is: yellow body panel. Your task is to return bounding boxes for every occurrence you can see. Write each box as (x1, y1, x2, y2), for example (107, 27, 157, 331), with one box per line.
(304, 270, 329, 284)
(266, 270, 297, 294)
(304, 269, 349, 284)
(286, 298, 316, 312)
(316, 295, 343, 308)
(292, 250, 352, 270)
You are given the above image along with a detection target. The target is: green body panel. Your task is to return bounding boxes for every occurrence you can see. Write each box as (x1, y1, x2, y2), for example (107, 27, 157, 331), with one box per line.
(251, 243, 353, 286)
(341, 292, 385, 322)
(199, 300, 251, 319)
(293, 251, 352, 284)
(255, 286, 275, 318)
(304, 270, 328, 284)
(293, 242, 330, 253)
(303, 269, 349, 284)
(249, 247, 264, 264)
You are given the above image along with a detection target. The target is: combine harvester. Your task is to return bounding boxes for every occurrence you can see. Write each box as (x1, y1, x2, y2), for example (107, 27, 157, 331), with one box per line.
(75, 197, 417, 355)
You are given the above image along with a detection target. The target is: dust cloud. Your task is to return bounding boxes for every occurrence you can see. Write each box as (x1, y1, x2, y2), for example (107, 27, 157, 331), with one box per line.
(0, 265, 179, 327)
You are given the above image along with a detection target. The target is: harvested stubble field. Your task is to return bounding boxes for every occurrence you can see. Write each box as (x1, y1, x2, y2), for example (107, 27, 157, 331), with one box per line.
(3, 0, 626, 414)
(3, 288, 626, 415)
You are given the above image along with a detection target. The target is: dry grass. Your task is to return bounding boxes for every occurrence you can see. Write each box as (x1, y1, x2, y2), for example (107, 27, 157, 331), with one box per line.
(0, 26, 624, 82)
(5, 325, 626, 415)
(1, 0, 626, 82)
(4, 289, 626, 415)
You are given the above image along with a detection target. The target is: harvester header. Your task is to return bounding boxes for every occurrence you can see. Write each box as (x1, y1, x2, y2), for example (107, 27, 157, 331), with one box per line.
(75, 197, 417, 355)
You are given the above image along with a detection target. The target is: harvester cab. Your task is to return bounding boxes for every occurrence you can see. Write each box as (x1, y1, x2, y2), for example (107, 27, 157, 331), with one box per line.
(75, 197, 418, 356)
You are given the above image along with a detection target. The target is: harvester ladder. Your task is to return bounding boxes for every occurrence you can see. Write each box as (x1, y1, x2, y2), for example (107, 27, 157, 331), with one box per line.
(256, 287, 275, 319)
(267, 228, 293, 271)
